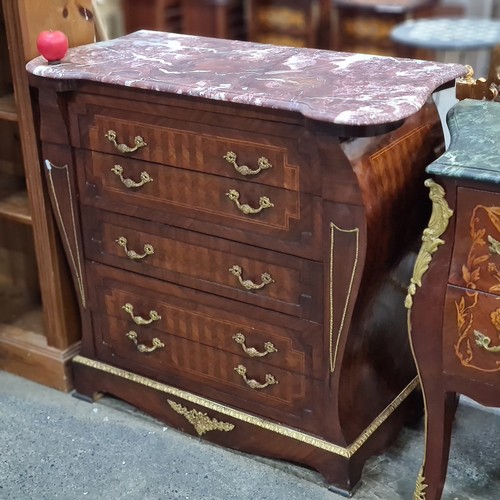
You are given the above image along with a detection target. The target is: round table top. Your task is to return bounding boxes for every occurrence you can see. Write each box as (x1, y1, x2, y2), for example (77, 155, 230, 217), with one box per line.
(391, 18, 500, 51)
(335, 0, 434, 13)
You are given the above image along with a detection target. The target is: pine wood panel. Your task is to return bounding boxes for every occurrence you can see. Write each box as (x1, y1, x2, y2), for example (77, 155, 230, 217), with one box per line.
(17, 0, 96, 62)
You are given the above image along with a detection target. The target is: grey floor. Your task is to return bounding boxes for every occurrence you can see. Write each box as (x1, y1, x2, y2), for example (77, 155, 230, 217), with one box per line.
(1, 370, 499, 500)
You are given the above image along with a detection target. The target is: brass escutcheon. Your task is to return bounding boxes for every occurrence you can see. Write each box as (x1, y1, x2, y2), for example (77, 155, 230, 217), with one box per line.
(122, 303, 161, 325)
(111, 164, 153, 188)
(229, 265, 274, 291)
(234, 365, 278, 390)
(105, 129, 147, 153)
(223, 151, 273, 176)
(232, 333, 277, 357)
(116, 236, 154, 261)
(126, 331, 164, 353)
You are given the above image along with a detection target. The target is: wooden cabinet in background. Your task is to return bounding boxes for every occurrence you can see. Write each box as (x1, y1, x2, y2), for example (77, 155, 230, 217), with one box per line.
(183, 0, 246, 40)
(246, 0, 324, 47)
(0, 0, 97, 391)
(331, 0, 439, 56)
(122, 0, 182, 34)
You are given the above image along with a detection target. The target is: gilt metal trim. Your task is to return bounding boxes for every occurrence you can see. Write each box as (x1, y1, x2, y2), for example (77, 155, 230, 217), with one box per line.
(405, 179, 453, 310)
(73, 355, 418, 458)
(414, 467, 428, 500)
(167, 400, 234, 436)
(329, 223, 360, 373)
(44, 160, 86, 308)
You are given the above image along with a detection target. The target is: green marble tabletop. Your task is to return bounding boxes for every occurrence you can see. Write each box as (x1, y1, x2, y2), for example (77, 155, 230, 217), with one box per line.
(427, 99, 500, 184)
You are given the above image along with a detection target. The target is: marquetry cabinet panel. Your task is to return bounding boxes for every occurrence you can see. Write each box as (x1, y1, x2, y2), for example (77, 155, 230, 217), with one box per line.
(448, 188, 500, 292)
(408, 99, 500, 500)
(443, 286, 500, 381)
(28, 31, 464, 494)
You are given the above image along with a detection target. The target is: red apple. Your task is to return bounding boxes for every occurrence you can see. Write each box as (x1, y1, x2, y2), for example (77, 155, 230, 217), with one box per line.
(36, 30, 69, 63)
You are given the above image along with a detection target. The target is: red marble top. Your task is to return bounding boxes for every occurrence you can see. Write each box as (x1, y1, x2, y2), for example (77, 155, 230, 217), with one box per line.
(27, 30, 466, 127)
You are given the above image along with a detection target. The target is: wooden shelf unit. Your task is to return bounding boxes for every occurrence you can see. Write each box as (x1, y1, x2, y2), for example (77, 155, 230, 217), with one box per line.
(0, 190, 32, 224)
(0, 0, 98, 391)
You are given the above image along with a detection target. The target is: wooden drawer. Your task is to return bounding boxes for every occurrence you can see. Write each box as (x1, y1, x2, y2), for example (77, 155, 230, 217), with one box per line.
(88, 268, 322, 432)
(449, 187, 500, 294)
(443, 285, 500, 384)
(68, 93, 314, 193)
(93, 313, 323, 432)
(88, 261, 324, 380)
(77, 150, 322, 259)
(83, 207, 322, 321)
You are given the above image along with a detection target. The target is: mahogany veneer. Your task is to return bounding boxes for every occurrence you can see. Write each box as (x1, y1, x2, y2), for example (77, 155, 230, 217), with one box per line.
(27, 31, 465, 493)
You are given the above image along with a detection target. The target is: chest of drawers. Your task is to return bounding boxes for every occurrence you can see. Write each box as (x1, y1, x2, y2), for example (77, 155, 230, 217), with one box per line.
(407, 99, 500, 499)
(27, 30, 465, 493)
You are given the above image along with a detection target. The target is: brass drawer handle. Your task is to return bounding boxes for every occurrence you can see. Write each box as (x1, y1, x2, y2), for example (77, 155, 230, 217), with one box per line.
(105, 129, 147, 153)
(223, 151, 272, 176)
(122, 303, 161, 325)
(232, 333, 277, 357)
(488, 235, 500, 255)
(474, 330, 500, 353)
(225, 189, 274, 215)
(126, 330, 164, 353)
(229, 265, 274, 290)
(111, 164, 153, 188)
(234, 365, 278, 390)
(116, 236, 154, 261)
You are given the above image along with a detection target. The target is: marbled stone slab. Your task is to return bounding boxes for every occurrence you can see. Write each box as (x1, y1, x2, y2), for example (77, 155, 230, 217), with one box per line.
(427, 99, 500, 183)
(27, 30, 466, 127)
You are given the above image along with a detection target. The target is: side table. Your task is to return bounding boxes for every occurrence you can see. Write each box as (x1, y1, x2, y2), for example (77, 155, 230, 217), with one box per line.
(407, 98, 500, 500)
(391, 17, 500, 65)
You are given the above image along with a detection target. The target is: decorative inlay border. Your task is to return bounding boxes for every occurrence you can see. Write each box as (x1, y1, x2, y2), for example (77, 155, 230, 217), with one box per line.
(74, 355, 418, 458)
(329, 223, 360, 373)
(44, 160, 86, 307)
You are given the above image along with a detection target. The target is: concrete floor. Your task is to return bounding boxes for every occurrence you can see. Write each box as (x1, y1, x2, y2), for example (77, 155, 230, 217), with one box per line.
(0, 371, 499, 500)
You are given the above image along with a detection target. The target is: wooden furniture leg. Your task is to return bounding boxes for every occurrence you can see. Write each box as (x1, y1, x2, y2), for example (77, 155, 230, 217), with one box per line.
(417, 390, 457, 500)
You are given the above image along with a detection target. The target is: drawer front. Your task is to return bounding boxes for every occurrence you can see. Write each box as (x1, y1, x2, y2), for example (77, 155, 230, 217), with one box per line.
(449, 187, 500, 294)
(88, 261, 324, 380)
(443, 285, 500, 383)
(78, 150, 321, 259)
(83, 207, 322, 321)
(69, 94, 313, 193)
(93, 313, 323, 432)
